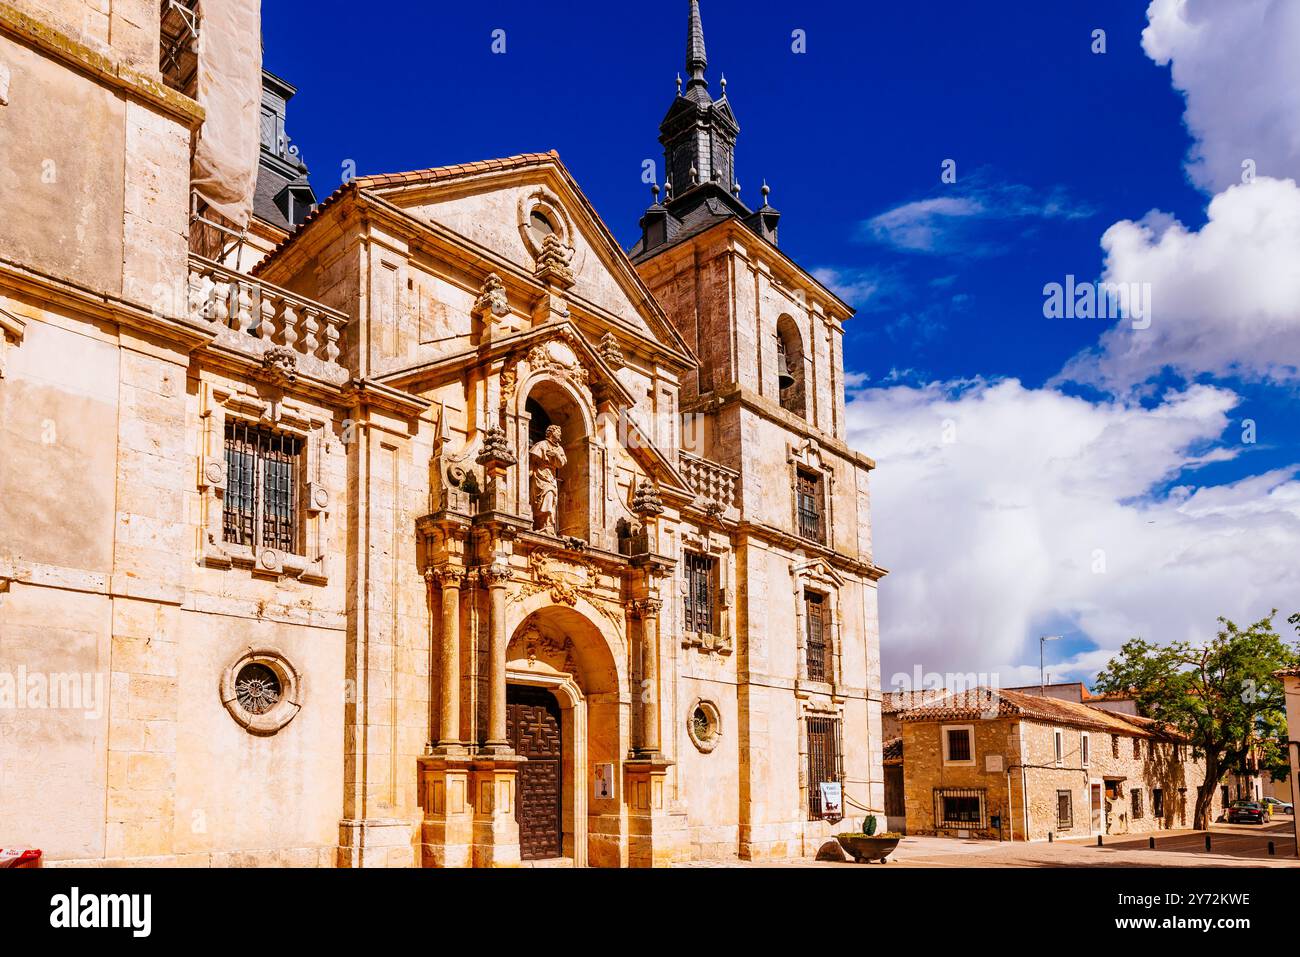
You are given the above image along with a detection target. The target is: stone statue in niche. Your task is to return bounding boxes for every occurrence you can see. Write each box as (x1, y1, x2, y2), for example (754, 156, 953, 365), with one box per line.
(529, 424, 567, 534)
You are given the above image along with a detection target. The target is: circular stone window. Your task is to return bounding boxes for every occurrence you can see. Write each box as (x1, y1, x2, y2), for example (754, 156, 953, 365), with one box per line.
(687, 699, 722, 753)
(221, 651, 301, 735)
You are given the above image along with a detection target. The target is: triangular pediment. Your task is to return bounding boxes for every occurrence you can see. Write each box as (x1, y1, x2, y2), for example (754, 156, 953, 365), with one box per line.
(353, 154, 693, 363)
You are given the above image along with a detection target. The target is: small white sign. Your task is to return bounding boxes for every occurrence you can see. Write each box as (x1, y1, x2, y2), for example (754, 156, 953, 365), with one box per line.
(593, 762, 614, 799)
(819, 781, 843, 816)
(985, 754, 1004, 773)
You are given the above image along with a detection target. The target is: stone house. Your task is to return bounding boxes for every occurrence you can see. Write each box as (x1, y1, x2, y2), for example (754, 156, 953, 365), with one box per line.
(898, 689, 1223, 841)
(0, 1, 886, 865)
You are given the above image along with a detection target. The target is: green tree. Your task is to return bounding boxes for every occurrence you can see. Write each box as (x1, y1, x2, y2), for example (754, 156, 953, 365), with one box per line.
(1093, 612, 1299, 830)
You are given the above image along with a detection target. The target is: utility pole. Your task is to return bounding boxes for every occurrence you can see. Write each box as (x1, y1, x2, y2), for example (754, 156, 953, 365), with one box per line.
(1040, 635, 1062, 696)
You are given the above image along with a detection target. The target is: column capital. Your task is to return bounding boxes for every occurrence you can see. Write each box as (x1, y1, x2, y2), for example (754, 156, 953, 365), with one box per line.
(425, 563, 466, 587)
(478, 561, 513, 588)
(630, 597, 663, 620)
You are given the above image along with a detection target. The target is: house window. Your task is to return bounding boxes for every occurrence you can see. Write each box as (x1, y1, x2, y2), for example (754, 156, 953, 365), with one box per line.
(1133, 737, 1141, 759)
(796, 469, 824, 543)
(1056, 790, 1073, 829)
(1153, 788, 1164, 820)
(806, 715, 842, 819)
(223, 421, 302, 554)
(804, 591, 830, 682)
(1081, 732, 1090, 767)
(1111, 734, 1119, 759)
(683, 552, 717, 634)
(1131, 789, 1144, 819)
(1179, 788, 1187, 825)
(1053, 729, 1064, 765)
(942, 724, 975, 765)
(934, 788, 986, 829)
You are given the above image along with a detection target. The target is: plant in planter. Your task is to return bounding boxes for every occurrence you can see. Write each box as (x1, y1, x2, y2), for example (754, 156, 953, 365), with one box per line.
(835, 814, 902, 863)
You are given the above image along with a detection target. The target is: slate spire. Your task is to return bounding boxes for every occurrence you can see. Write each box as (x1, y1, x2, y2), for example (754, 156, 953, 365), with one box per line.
(684, 0, 709, 103)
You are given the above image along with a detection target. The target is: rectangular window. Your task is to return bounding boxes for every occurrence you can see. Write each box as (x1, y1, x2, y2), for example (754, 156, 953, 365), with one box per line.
(1133, 737, 1141, 759)
(223, 421, 302, 554)
(1056, 790, 1073, 829)
(943, 726, 973, 764)
(1081, 732, 1090, 767)
(804, 591, 830, 682)
(935, 788, 987, 829)
(1054, 729, 1064, 765)
(1111, 734, 1119, 759)
(1131, 789, 1144, 820)
(1153, 788, 1164, 820)
(1179, 788, 1187, 825)
(806, 715, 842, 819)
(1221, 785, 1230, 808)
(683, 552, 717, 634)
(796, 469, 824, 544)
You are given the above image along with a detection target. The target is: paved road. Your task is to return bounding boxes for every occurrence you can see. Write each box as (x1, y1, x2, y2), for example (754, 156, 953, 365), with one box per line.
(671, 820, 1300, 868)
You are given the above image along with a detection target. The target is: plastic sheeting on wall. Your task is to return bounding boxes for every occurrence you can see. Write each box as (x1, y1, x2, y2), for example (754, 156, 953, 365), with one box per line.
(190, 0, 262, 230)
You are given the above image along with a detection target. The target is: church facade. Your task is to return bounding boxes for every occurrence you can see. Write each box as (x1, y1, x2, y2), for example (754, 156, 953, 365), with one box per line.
(0, 0, 886, 866)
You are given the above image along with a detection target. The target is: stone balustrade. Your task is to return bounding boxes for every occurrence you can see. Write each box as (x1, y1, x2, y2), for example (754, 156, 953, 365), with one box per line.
(188, 255, 348, 381)
(679, 451, 739, 515)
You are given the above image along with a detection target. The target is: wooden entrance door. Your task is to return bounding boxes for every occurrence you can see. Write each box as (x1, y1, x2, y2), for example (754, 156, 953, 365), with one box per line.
(507, 684, 563, 860)
(1091, 783, 1103, 834)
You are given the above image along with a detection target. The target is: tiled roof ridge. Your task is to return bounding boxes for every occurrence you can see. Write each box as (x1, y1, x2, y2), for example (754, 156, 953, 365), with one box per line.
(353, 151, 560, 189)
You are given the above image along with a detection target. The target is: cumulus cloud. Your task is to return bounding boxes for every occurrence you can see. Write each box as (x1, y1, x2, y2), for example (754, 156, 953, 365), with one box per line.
(1143, 0, 1300, 194)
(847, 378, 1300, 683)
(1060, 177, 1300, 388)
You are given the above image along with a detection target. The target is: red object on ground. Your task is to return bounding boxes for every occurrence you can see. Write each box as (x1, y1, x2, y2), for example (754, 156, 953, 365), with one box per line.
(0, 848, 42, 868)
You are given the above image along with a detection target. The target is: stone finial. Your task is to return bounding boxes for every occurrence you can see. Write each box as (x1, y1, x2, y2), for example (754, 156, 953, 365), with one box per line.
(632, 478, 665, 517)
(476, 426, 516, 468)
(473, 272, 510, 320)
(598, 331, 626, 369)
(536, 233, 575, 289)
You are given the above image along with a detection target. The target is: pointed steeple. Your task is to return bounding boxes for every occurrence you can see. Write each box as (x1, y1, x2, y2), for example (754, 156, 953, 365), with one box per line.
(684, 0, 710, 104)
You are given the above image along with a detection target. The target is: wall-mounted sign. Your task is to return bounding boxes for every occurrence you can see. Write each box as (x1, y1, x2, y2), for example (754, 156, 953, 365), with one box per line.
(819, 781, 842, 818)
(593, 762, 614, 800)
(985, 754, 1004, 773)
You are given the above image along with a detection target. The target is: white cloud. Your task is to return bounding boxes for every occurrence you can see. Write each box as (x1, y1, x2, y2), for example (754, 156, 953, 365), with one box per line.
(1143, 0, 1300, 194)
(848, 378, 1300, 683)
(1060, 177, 1300, 388)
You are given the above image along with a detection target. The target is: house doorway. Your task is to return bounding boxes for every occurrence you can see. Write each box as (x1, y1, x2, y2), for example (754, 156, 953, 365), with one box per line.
(1090, 782, 1103, 834)
(507, 683, 563, 861)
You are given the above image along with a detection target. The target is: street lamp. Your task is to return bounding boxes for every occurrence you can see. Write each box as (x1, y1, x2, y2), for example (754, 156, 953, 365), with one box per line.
(1040, 635, 1062, 697)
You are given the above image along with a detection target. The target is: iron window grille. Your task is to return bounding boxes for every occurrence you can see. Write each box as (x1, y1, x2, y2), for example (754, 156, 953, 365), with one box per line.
(935, 788, 987, 829)
(683, 552, 717, 634)
(804, 591, 830, 682)
(1153, 788, 1164, 819)
(1133, 737, 1141, 759)
(945, 727, 972, 763)
(796, 469, 824, 544)
(1112, 734, 1119, 759)
(806, 715, 843, 819)
(223, 421, 302, 554)
(1056, 790, 1073, 829)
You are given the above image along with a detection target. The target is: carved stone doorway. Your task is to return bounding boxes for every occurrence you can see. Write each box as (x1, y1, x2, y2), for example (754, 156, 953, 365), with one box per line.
(507, 683, 563, 860)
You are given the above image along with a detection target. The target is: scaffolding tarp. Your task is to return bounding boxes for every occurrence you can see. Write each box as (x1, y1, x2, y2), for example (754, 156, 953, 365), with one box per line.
(191, 0, 262, 229)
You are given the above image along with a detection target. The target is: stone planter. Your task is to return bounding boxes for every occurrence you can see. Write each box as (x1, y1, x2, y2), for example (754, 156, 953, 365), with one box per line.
(835, 834, 901, 864)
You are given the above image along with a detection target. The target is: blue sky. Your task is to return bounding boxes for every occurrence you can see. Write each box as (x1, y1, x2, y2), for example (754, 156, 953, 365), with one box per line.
(263, 1, 1300, 687)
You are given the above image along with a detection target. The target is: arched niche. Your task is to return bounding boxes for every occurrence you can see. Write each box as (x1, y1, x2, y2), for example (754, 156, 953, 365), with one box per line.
(776, 314, 807, 419)
(520, 377, 593, 541)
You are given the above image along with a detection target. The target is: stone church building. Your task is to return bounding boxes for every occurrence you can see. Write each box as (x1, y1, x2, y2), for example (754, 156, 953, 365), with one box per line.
(0, 0, 886, 865)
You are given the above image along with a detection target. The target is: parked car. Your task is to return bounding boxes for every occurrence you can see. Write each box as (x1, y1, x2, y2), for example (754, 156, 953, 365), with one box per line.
(1226, 800, 1272, 824)
(1262, 796, 1294, 814)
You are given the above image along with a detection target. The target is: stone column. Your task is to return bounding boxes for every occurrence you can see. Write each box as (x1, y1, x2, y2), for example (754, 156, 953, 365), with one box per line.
(482, 561, 513, 751)
(633, 598, 664, 756)
(430, 565, 463, 750)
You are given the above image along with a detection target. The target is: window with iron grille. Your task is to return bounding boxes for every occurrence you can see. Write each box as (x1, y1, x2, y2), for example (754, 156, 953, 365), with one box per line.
(1131, 789, 1143, 819)
(944, 726, 972, 763)
(806, 715, 842, 819)
(223, 421, 302, 554)
(683, 552, 717, 634)
(804, 591, 831, 682)
(1081, 732, 1090, 767)
(1056, 790, 1073, 828)
(1153, 788, 1164, 819)
(796, 469, 824, 543)
(934, 788, 986, 828)
(1112, 734, 1119, 759)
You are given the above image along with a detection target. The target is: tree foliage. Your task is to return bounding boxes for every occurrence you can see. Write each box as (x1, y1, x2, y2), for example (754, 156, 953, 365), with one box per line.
(1093, 611, 1299, 829)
